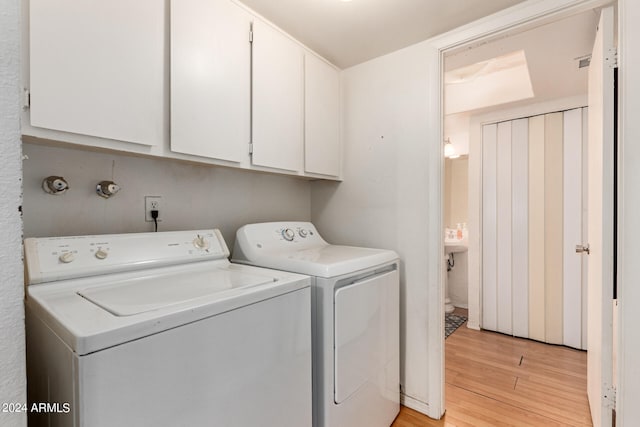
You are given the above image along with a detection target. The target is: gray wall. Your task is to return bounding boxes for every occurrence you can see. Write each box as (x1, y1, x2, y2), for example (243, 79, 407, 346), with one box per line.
(22, 143, 311, 249)
(0, 0, 27, 425)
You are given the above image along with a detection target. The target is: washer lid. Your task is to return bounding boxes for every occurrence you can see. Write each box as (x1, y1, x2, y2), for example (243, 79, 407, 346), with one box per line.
(242, 245, 397, 278)
(233, 222, 398, 277)
(77, 268, 275, 316)
(27, 261, 310, 355)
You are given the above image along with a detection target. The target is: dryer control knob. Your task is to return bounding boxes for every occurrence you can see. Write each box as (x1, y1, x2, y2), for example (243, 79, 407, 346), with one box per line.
(298, 229, 308, 238)
(193, 235, 210, 250)
(282, 228, 295, 241)
(95, 249, 108, 260)
(59, 252, 75, 263)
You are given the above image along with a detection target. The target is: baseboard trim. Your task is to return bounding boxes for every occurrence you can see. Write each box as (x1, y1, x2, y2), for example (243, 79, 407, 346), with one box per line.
(401, 393, 437, 418)
(467, 321, 481, 330)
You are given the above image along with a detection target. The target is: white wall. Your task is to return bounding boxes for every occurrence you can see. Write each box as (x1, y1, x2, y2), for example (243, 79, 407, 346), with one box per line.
(444, 157, 469, 309)
(444, 113, 470, 155)
(448, 253, 468, 308)
(618, 1, 640, 424)
(311, 40, 443, 416)
(22, 143, 311, 246)
(0, 0, 27, 425)
(444, 157, 468, 228)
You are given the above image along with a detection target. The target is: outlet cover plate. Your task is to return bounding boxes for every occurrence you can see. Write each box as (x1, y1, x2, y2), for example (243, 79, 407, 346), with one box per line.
(145, 196, 162, 222)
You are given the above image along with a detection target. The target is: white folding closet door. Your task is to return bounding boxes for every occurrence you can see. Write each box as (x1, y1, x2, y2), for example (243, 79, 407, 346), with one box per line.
(482, 124, 498, 332)
(563, 108, 585, 349)
(496, 122, 513, 335)
(528, 115, 546, 342)
(511, 118, 529, 338)
(481, 109, 586, 348)
(544, 112, 564, 345)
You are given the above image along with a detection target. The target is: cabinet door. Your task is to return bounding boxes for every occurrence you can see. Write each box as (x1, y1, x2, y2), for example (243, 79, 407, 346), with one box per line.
(171, 0, 250, 163)
(29, 0, 164, 146)
(252, 20, 304, 172)
(305, 54, 341, 177)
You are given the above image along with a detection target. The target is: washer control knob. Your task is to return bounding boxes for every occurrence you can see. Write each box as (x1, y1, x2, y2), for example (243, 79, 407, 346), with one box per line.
(193, 235, 209, 250)
(282, 228, 295, 241)
(298, 229, 308, 238)
(59, 252, 75, 263)
(95, 249, 108, 260)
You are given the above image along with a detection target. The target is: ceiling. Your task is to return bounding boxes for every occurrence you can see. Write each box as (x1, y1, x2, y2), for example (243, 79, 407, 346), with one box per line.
(239, 0, 527, 69)
(445, 50, 535, 115)
(445, 9, 599, 114)
(443, 9, 599, 155)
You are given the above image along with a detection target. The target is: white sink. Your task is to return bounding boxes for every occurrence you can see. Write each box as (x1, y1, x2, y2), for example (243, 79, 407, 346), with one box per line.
(444, 239, 468, 254)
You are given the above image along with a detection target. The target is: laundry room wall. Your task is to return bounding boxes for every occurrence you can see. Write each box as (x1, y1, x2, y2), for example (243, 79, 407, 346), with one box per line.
(22, 143, 311, 247)
(310, 39, 442, 417)
(0, 0, 27, 425)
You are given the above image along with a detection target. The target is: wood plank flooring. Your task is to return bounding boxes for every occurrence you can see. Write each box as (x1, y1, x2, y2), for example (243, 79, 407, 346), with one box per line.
(392, 316, 592, 426)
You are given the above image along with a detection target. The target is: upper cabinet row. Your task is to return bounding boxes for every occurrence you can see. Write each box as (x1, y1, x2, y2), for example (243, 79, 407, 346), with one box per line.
(25, 0, 341, 180)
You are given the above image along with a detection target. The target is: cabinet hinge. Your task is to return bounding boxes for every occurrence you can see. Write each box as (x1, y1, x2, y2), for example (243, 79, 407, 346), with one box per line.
(249, 143, 254, 154)
(249, 29, 253, 43)
(605, 47, 618, 69)
(23, 88, 30, 109)
(604, 384, 616, 409)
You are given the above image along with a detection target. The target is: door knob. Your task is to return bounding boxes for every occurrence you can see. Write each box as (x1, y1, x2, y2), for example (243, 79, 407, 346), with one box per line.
(575, 244, 590, 255)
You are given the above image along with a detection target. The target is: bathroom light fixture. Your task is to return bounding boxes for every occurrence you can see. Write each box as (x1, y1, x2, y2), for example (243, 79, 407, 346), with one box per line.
(444, 138, 459, 159)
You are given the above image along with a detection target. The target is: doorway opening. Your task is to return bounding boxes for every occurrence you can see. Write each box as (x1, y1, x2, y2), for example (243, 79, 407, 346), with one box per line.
(439, 4, 615, 425)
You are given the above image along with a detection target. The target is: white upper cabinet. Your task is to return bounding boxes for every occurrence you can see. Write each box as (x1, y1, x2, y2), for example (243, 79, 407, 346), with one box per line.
(26, 0, 341, 180)
(170, 0, 251, 163)
(28, 0, 164, 146)
(304, 54, 341, 177)
(251, 19, 304, 173)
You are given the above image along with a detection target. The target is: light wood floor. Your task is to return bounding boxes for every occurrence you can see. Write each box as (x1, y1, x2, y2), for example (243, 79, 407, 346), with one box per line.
(392, 314, 592, 426)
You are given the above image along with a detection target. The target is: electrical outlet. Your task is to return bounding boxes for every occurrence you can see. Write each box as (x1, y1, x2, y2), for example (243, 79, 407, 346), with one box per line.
(145, 196, 162, 222)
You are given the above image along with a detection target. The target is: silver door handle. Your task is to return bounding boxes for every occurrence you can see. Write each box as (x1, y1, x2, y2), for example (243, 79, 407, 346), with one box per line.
(575, 244, 590, 255)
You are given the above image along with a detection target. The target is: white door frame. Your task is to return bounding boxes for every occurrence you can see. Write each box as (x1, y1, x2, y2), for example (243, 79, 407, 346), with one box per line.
(428, 0, 613, 418)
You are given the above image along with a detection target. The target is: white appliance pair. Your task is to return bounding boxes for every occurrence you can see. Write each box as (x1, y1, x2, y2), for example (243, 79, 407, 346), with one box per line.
(233, 222, 400, 427)
(24, 229, 311, 427)
(25, 222, 399, 427)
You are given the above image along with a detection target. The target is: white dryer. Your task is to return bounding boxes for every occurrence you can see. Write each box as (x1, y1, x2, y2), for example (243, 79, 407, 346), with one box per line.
(24, 229, 312, 427)
(232, 222, 400, 427)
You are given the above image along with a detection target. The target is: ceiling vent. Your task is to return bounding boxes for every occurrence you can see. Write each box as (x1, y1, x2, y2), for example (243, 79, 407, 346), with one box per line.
(578, 56, 591, 68)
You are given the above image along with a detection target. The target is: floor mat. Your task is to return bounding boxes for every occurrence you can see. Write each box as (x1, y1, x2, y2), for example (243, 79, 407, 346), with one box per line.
(445, 313, 467, 339)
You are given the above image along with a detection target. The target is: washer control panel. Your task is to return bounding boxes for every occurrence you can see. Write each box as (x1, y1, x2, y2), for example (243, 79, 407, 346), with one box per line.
(25, 230, 229, 285)
(275, 224, 318, 244)
(281, 228, 296, 241)
(278, 226, 314, 242)
(234, 222, 328, 262)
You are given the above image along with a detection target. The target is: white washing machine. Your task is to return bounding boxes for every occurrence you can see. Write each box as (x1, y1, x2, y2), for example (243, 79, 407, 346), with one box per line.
(24, 229, 312, 427)
(232, 222, 400, 427)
